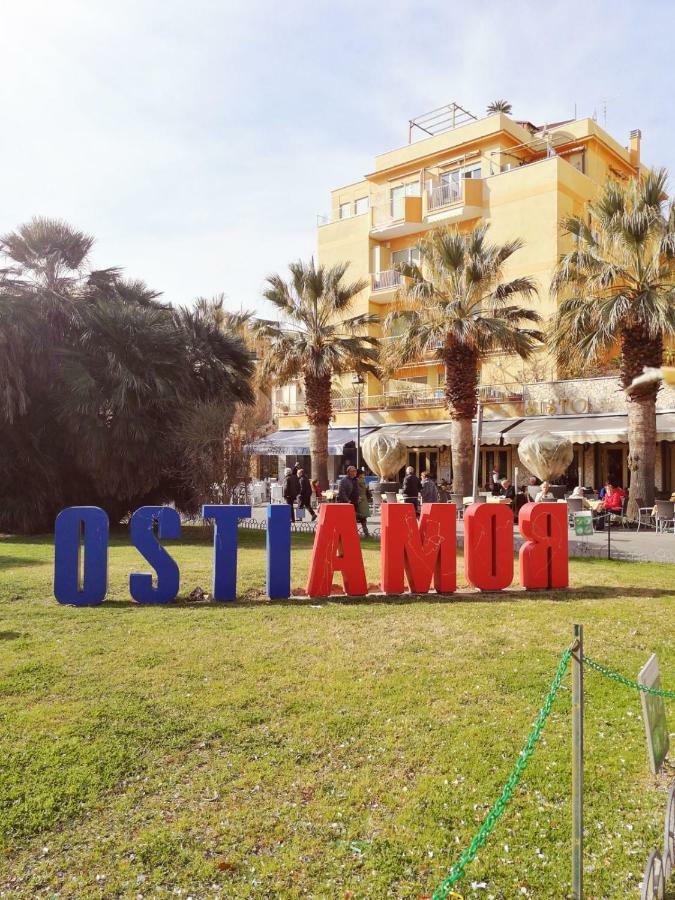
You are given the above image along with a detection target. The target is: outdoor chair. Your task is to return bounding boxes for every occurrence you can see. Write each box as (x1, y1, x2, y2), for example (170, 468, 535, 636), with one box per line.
(654, 500, 675, 533)
(566, 497, 584, 526)
(635, 498, 655, 531)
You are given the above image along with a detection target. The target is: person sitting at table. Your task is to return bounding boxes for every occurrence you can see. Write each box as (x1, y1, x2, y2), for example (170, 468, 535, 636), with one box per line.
(570, 485, 593, 509)
(534, 480, 555, 502)
(500, 478, 516, 505)
(600, 482, 626, 515)
(311, 479, 322, 502)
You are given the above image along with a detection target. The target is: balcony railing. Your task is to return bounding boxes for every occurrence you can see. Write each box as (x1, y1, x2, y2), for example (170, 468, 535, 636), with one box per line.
(427, 179, 462, 211)
(279, 383, 523, 416)
(371, 269, 402, 292)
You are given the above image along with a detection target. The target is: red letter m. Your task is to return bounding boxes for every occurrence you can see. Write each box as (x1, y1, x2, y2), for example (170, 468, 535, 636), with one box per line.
(381, 503, 456, 594)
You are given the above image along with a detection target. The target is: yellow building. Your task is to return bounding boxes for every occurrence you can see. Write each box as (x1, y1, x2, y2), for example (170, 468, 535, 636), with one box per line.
(254, 103, 675, 492)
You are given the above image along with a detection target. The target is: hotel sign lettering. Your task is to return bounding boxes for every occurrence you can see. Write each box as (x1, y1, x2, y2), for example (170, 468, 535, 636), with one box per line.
(524, 398, 590, 416)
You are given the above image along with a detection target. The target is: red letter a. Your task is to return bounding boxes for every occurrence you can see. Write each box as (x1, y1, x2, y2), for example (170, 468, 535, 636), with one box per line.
(381, 503, 456, 594)
(518, 502, 569, 589)
(306, 504, 367, 597)
(464, 502, 514, 591)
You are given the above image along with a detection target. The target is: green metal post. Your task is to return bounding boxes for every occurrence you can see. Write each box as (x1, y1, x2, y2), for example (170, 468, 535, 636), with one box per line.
(572, 624, 584, 898)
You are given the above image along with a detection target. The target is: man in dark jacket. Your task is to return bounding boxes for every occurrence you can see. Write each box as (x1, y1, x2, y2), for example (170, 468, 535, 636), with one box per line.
(283, 467, 299, 523)
(402, 465, 421, 516)
(297, 468, 317, 521)
(337, 466, 359, 513)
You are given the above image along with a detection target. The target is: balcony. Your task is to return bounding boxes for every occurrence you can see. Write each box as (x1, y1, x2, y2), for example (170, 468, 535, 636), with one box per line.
(280, 383, 523, 417)
(369, 178, 484, 240)
(371, 269, 402, 292)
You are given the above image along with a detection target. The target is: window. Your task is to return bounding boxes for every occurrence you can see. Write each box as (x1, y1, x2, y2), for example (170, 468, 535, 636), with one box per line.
(391, 246, 420, 268)
(339, 202, 352, 220)
(463, 162, 482, 179)
(390, 180, 421, 218)
(354, 196, 369, 215)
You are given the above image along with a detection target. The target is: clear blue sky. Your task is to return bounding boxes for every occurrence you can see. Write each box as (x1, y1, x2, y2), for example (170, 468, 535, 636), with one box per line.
(1, 0, 673, 315)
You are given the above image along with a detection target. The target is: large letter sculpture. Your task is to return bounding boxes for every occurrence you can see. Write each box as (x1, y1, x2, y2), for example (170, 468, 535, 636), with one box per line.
(129, 506, 181, 603)
(381, 503, 456, 594)
(202, 504, 251, 601)
(464, 503, 514, 591)
(518, 502, 569, 589)
(54, 506, 109, 606)
(266, 504, 291, 599)
(306, 503, 367, 597)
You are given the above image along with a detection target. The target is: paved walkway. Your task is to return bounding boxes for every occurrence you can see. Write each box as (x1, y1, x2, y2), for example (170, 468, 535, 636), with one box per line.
(249, 505, 674, 564)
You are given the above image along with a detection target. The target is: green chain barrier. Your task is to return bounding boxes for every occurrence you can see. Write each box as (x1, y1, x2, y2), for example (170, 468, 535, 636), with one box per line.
(431, 647, 573, 900)
(583, 656, 675, 698)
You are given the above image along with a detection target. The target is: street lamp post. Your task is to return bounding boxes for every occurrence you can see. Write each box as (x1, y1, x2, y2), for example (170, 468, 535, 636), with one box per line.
(352, 374, 365, 470)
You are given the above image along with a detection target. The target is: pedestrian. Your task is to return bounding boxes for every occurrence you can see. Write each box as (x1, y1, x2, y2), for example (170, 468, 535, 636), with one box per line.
(356, 470, 371, 537)
(337, 465, 359, 514)
(283, 467, 299, 522)
(420, 471, 439, 504)
(402, 465, 421, 516)
(297, 468, 317, 521)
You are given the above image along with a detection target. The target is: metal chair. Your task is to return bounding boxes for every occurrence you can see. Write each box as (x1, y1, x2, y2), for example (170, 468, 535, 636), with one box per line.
(636, 497, 655, 531)
(608, 495, 630, 528)
(654, 500, 675, 533)
(566, 497, 584, 526)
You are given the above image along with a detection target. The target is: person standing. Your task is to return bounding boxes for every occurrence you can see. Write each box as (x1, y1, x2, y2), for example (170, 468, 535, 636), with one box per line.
(402, 465, 421, 516)
(420, 471, 439, 504)
(283, 467, 299, 522)
(297, 468, 317, 521)
(356, 470, 371, 537)
(337, 465, 359, 514)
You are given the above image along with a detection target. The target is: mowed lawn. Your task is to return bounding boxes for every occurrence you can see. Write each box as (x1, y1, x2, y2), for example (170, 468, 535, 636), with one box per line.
(0, 530, 674, 899)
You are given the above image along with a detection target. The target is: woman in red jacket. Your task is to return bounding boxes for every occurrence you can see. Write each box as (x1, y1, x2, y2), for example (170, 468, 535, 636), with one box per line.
(601, 483, 626, 514)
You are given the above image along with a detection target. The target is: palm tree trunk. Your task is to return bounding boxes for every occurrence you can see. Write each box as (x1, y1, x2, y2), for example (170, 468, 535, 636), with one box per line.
(626, 397, 657, 518)
(450, 418, 474, 498)
(443, 340, 479, 498)
(304, 373, 332, 488)
(621, 326, 662, 519)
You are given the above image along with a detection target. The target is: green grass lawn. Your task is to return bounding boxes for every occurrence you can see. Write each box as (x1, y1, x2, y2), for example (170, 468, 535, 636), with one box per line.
(0, 529, 673, 898)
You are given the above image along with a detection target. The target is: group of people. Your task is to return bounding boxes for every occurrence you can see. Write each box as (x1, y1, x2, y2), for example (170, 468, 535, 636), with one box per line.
(282, 464, 321, 523)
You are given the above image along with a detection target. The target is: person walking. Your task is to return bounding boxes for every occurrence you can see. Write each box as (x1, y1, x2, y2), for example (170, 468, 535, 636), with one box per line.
(420, 471, 439, 504)
(402, 465, 421, 516)
(297, 468, 317, 521)
(356, 470, 371, 537)
(283, 467, 299, 522)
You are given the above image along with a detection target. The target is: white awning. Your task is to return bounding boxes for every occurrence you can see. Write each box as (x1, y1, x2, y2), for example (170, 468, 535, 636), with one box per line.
(247, 427, 378, 456)
(375, 419, 519, 448)
(502, 411, 675, 445)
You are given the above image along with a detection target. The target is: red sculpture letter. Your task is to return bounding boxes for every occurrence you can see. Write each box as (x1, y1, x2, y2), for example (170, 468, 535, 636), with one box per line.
(306, 503, 367, 597)
(518, 502, 569, 589)
(381, 503, 456, 594)
(464, 502, 514, 591)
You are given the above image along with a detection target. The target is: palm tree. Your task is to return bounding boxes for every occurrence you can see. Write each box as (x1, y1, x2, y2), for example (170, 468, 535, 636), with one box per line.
(487, 99, 512, 116)
(550, 169, 675, 517)
(384, 224, 542, 497)
(255, 259, 379, 487)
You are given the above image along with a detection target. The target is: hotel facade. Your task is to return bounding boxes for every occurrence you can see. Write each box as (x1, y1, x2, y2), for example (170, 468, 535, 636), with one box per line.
(253, 103, 675, 493)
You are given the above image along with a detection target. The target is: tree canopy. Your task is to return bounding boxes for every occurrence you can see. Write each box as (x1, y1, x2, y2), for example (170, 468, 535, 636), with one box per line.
(0, 218, 254, 533)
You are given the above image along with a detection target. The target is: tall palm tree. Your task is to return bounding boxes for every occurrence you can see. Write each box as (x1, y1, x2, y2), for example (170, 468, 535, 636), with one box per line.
(486, 99, 512, 115)
(550, 169, 675, 516)
(255, 259, 379, 487)
(384, 224, 542, 497)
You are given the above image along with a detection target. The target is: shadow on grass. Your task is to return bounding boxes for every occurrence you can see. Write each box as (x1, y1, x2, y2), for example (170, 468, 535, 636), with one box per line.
(0, 554, 50, 570)
(0, 631, 23, 640)
(77, 584, 675, 611)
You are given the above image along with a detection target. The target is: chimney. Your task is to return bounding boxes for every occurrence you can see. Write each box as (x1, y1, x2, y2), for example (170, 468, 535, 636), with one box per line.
(629, 129, 641, 169)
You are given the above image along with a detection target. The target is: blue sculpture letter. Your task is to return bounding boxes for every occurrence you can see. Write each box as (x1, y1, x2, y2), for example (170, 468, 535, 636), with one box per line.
(202, 504, 251, 601)
(266, 504, 291, 599)
(54, 506, 109, 606)
(129, 506, 181, 603)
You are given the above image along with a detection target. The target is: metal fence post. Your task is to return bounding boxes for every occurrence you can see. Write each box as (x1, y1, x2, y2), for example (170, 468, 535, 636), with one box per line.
(572, 624, 584, 898)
